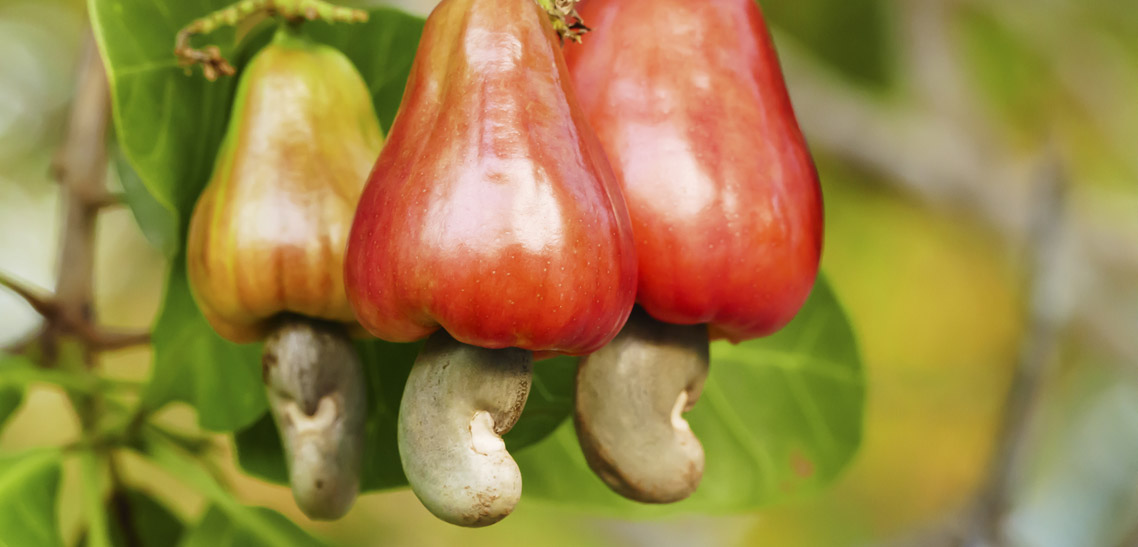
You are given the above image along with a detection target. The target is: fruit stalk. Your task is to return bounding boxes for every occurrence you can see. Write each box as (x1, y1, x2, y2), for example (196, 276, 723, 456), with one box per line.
(174, 0, 368, 80)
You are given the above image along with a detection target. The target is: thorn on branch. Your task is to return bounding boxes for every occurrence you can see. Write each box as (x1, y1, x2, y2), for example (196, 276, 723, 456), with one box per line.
(94, 192, 126, 210)
(0, 271, 148, 354)
(87, 329, 152, 352)
(0, 272, 58, 319)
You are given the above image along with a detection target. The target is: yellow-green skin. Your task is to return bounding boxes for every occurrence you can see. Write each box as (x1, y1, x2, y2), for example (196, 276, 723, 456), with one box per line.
(188, 30, 383, 343)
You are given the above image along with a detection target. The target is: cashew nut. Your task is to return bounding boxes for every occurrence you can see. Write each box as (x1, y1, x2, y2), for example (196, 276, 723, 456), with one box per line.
(262, 317, 366, 520)
(398, 330, 533, 527)
(574, 308, 709, 503)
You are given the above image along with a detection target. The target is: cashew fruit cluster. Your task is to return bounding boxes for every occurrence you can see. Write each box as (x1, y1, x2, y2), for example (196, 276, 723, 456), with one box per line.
(183, 0, 820, 528)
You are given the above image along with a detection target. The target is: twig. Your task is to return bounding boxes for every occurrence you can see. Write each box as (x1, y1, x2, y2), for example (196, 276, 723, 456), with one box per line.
(50, 28, 143, 547)
(174, 0, 367, 80)
(0, 271, 150, 353)
(964, 157, 1068, 547)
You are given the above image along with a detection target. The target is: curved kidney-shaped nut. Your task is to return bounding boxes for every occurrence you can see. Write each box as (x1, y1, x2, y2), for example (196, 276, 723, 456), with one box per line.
(262, 317, 367, 520)
(575, 308, 710, 503)
(398, 331, 533, 527)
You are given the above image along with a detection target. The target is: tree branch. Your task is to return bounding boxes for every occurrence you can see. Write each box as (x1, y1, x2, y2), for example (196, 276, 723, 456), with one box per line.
(86, 328, 151, 352)
(963, 158, 1068, 547)
(48, 32, 111, 361)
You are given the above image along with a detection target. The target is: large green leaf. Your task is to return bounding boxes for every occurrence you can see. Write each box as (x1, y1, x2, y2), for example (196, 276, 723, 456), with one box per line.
(181, 506, 323, 547)
(234, 347, 576, 492)
(0, 450, 64, 547)
(142, 255, 266, 432)
(92, 0, 423, 221)
(90, 0, 246, 219)
(514, 276, 865, 515)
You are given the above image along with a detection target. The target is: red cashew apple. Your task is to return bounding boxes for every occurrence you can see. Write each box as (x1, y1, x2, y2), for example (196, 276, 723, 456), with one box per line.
(564, 0, 824, 503)
(343, 0, 636, 527)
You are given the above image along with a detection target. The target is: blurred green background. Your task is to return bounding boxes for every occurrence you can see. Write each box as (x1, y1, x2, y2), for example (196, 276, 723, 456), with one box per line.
(1, 0, 1136, 545)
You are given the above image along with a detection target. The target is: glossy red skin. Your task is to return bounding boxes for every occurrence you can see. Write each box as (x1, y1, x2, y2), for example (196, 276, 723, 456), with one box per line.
(564, 0, 823, 342)
(344, 0, 637, 355)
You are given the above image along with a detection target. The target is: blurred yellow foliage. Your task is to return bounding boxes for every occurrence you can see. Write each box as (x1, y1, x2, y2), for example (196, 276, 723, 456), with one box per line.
(745, 165, 1023, 545)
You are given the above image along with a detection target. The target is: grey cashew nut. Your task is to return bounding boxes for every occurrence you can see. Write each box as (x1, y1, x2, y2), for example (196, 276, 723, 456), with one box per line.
(262, 317, 366, 520)
(575, 308, 710, 503)
(398, 330, 533, 527)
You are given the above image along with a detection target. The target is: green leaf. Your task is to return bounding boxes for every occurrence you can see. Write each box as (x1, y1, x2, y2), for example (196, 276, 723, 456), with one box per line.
(0, 450, 64, 547)
(234, 341, 576, 492)
(181, 506, 321, 547)
(80, 450, 112, 547)
(514, 275, 865, 515)
(0, 354, 142, 399)
(143, 255, 266, 432)
(0, 353, 34, 432)
(231, 414, 288, 487)
(138, 429, 322, 547)
(92, 1, 424, 223)
(93, 489, 186, 547)
(78, 488, 186, 547)
(113, 145, 179, 257)
(90, 0, 249, 218)
(762, 0, 891, 87)
(505, 355, 577, 451)
(0, 386, 20, 433)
